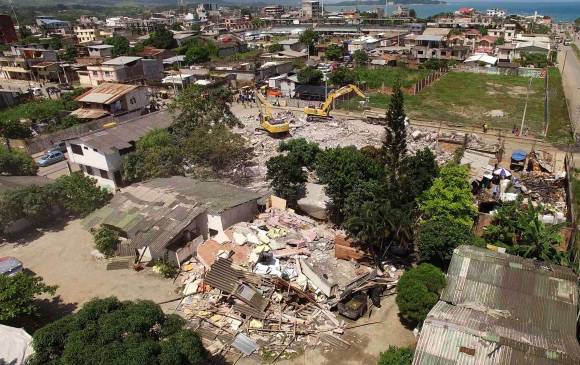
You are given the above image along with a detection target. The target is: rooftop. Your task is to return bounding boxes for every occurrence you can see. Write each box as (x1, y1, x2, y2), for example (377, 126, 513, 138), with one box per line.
(70, 110, 172, 153)
(102, 56, 142, 66)
(87, 44, 114, 50)
(413, 245, 580, 365)
(422, 27, 451, 36)
(76, 83, 139, 104)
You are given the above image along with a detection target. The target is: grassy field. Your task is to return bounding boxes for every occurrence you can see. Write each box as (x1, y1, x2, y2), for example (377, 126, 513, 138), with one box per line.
(362, 71, 571, 142)
(546, 67, 573, 143)
(355, 67, 430, 89)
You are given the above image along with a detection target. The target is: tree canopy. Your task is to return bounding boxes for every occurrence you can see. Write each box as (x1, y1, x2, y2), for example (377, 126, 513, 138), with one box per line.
(299, 28, 319, 54)
(417, 215, 476, 266)
(28, 297, 208, 365)
(353, 49, 368, 64)
(0, 273, 57, 322)
(297, 66, 323, 85)
(0, 147, 38, 175)
(382, 81, 407, 180)
(396, 263, 445, 323)
(483, 198, 568, 266)
(329, 66, 358, 87)
(325, 44, 344, 61)
(93, 226, 120, 257)
(145, 28, 177, 49)
(268, 43, 284, 53)
(104, 35, 130, 57)
(377, 346, 414, 365)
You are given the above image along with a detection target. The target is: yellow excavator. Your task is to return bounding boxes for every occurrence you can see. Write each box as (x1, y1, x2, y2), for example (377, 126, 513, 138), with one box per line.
(255, 90, 290, 135)
(304, 84, 367, 122)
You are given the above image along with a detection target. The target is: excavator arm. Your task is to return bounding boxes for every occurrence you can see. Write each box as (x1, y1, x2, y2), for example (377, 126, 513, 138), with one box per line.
(256, 91, 273, 119)
(304, 84, 367, 120)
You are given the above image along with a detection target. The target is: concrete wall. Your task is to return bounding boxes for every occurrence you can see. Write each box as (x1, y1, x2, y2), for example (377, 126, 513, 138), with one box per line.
(66, 141, 121, 190)
(207, 200, 258, 233)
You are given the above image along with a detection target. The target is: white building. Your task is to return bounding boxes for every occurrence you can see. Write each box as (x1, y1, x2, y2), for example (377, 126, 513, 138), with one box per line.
(486, 8, 506, 18)
(347, 36, 380, 53)
(66, 111, 172, 191)
(488, 24, 517, 42)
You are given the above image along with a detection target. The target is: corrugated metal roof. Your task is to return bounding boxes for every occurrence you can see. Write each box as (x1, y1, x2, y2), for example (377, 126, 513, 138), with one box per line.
(102, 56, 141, 65)
(413, 246, 580, 365)
(77, 83, 139, 104)
(231, 333, 259, 355)
(71, 110, 173, 152)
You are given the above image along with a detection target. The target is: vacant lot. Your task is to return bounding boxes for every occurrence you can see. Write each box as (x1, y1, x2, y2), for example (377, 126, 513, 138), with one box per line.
(365, 71, 571, 142)
(356, 67, 430, 89)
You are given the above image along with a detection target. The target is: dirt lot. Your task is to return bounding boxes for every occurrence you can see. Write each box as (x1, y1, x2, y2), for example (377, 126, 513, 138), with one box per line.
(0, 220, 179, 319)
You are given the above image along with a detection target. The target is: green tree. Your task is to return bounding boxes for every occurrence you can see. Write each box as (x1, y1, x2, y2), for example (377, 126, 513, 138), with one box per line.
(418, 164, 476, 227)
(170, 86, 241, 139)
(93, 226, 119, 257)
(146, 28, 176, 49)
(329, 66, 357, 86)
(0, 147, 38, 175)
(0, 185, 56, 232)
(297, 66, 323, 85)
(50, 173, 112, 217)
(183, 125, 252, 177)
(0, 119, 32, 140)
(266, 155, 307, 206)
(483, 198, 568, 266)
(494, 37, 506, 46)
(299, 28, 320, 54)
(409, 9, 417, 18)
(353, 49, 368, 65)
(47, 37, 63, 50)
(185, 46, 210, 64)
(325, 44, 344, 61)
(404, 148, 438, 202)
(61, 45, 78, 62)
(396, 264, 445, 323)
(28, 297, 208, 365)
(278, 138, 321, 170)
(268, 43, 284, 53)
(0, 273, 57, 321)
(378, 346, 414, 365)
(382, 81, 407, 180)
(417, 216, 474, 266)
(104, 35, 130, 57)
(121, 129, 184, 183)
(316, 146, 383, 223)
(518, 52, 549, 68)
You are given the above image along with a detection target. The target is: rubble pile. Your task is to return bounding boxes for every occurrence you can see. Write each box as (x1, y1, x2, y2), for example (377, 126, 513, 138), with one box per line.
(517, 172, 567, 216)
(174, 204, 402, 361)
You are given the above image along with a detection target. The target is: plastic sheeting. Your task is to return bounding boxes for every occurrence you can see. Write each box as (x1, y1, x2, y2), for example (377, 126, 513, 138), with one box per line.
(0, 325, 33, 365)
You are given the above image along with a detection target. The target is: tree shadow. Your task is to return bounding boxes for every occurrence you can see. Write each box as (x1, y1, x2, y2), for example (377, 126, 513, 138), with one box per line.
(397, 313, 419, 331)
(5, 295, 77, 334)
(208, 354, 230, 365)
(1, 219, 69, 247)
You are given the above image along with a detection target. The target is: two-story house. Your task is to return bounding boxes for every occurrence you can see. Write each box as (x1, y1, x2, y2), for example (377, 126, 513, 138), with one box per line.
(79, 56, 146, 86)
(70, 82, 149, 121)
(66, 111, 172, 190)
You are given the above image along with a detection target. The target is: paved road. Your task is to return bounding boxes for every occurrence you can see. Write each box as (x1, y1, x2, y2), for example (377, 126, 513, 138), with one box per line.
(558, 38, 580, 138)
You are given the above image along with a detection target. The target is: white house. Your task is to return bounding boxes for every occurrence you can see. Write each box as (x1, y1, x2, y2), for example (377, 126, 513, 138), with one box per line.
(66, 111, 172, 191)
(486, 8, 506, 18)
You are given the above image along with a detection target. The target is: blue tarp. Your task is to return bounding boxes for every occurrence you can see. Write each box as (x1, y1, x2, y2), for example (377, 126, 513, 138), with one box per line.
(511, 149, 527, 162)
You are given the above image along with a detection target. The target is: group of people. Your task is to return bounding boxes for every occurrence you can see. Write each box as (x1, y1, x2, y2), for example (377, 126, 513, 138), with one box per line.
(235, 90, 256, 106)
(481, 123, 530, 137)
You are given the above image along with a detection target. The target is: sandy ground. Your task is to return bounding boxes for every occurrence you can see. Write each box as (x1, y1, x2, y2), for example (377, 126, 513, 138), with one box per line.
(0, 219, 179, 324)
(238, 295, 416, 365)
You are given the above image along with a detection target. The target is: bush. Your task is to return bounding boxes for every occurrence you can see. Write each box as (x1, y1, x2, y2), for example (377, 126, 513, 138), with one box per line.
(278, 138, 321, 170)
(417, 216, 474, 266)
(51, 173, 112, 217)
(378, 346, 414, 365)
(396, 264, 445, 323)
(153, 258, 179, 278)
(28, 297, 209, 365)
(0, 273, 57, 321)
(93, 226, 119, 257)
(0, 147, 38, 175)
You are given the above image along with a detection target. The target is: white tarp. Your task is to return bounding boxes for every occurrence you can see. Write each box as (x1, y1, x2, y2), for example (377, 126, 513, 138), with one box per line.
(464, 53, 498, 65)
(0, 324, 33, 365)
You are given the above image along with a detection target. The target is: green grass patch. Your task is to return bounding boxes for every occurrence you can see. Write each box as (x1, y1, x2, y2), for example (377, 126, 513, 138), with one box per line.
(355, 67, 430, 89)
(546, 67, 573, 143)
(365, 71, 571, 140)
(0, 94, 80, 122)
(572, 44, 580, 61)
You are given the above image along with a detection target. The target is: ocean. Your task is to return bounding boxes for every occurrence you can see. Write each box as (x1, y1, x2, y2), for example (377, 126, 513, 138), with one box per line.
(325, 1, 580, 22)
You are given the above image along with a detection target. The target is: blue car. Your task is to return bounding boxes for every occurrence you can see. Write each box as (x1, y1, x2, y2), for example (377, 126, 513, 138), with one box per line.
(37, 151, 65, 167)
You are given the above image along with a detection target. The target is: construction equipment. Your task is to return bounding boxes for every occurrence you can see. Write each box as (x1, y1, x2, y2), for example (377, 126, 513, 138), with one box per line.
(255, 90, 290, 135)
(303, 84, 367, 122)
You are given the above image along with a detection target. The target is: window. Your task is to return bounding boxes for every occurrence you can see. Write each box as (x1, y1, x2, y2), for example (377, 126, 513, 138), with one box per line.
(85, 166, 94, 175)
(93, 148, 98, 152)
(129, 97, 136, 105)
(99, 169, 109, 179)
(70, 144, 84, 155)
(105, 71, 112, 77)
(92, 71, 98, 76)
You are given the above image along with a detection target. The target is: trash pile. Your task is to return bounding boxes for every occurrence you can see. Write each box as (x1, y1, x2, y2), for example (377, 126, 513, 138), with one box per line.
(517, 172, 568, 218)
(174, 199, 402, 361)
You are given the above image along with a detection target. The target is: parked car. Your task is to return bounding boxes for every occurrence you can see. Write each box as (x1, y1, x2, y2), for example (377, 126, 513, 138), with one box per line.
(47, 141, 66, 154)
(0, 256, 23, 276)
(37, 151, 65, 167)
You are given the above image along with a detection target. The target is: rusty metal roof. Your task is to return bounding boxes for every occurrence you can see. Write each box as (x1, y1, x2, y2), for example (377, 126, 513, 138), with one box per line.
(413, 246, 580, 365)
(76, 83, 139, 104)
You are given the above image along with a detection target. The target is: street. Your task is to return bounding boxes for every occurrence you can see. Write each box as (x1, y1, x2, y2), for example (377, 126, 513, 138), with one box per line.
(558, 39, 580, 138)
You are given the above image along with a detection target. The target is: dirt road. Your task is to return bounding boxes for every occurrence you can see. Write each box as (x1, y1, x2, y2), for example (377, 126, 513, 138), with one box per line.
(558, 42, 580, 137)
(0, 220, 178, 315)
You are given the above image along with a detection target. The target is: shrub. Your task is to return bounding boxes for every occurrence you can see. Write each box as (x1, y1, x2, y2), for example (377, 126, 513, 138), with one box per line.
(377, 346, 414, 365)
(396, 264, 445, 323)
(417, 216, 474, 266)
(93, 226, 119, 257)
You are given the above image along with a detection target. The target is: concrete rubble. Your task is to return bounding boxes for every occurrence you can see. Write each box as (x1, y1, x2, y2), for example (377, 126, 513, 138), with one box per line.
(173, 203, 403, 361)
